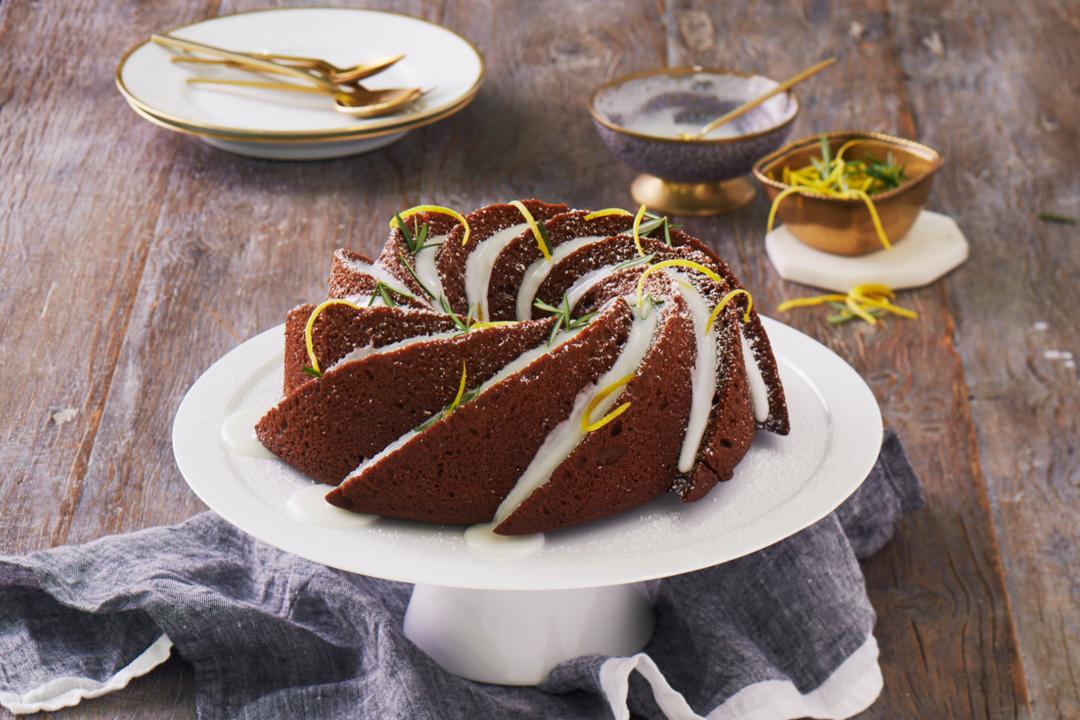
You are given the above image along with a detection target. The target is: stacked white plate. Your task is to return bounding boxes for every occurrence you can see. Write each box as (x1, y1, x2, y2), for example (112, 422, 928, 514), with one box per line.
(116, 8, 485, 160)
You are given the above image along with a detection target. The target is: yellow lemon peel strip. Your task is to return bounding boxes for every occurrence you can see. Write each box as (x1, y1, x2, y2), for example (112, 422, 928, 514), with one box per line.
(766, 138, 897, 250)
(304, 299, 366, 374)
(834, 139, 862, 161)
(704, 289, 754, 334)
(631, 203, 648, 257)
(849, 284, 917, 319)
(581, 373, 635, 433)
(584, 208, 633, 221)
(469, 321, 515, 331)
(845, 296, 878, 324)
(851, 283, 895, 300)
(766, 186, 807, 233)
(846, 190, 891, 250)
(389, 205, 470, 247)
(509, 200, 551, 261)
(446, 362, 469, 415)
(776, 283, 916, 325)
(776, 294, 847, 312)
(635, 259, 723, 308)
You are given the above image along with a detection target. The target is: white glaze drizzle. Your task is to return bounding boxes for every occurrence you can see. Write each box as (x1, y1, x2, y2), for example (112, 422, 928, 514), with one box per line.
(221, 408, 277, 459)
(464, 522, 544, 558)
(340, 256, 417, 301)
(341, 327, 587, 481)
(345, 429, 419, 479)
(473, 324, 587, 392)
(564, 262, 626, 310)
(741, 330, 770, 423)
(514, 235, 607, 320)
(492, 305, 659, 524)
(464, 222, 529, 320)
(327, 329, 462, 372)
(411, 233, 447, 300)
(286, 484, 378, 529)
(669, 272, 719, 474)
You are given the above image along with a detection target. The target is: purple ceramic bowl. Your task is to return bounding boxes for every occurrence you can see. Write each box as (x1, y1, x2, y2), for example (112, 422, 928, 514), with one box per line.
(590, 67, 800, 184)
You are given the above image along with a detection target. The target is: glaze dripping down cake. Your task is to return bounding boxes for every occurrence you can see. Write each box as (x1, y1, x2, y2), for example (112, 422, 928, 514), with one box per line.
(256, 200, 789, 535)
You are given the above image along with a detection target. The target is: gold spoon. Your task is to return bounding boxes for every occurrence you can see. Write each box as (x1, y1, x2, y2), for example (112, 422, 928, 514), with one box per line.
(186, 77, 422, 118)
(152, 34, 339, 93)
(682, 57, 837, 140)
(172, 51, 405, 86)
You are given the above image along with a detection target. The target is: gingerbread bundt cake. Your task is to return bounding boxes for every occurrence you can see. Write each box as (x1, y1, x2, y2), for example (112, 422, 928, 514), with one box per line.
(256, 200, 789, 535)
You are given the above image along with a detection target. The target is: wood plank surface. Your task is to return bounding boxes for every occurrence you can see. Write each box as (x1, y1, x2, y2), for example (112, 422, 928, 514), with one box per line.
(888, 2, 1080, 717)
(1, 0, 1075, 717)
(666, 2, 1030, 717)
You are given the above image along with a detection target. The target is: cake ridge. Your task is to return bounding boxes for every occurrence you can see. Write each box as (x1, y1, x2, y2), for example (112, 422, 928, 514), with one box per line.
(325, 301, 635, 522)
(259, 199, 790, 535)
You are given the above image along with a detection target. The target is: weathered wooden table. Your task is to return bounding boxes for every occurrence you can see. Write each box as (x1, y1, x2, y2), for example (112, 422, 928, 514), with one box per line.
(3, 1, 1077, 717)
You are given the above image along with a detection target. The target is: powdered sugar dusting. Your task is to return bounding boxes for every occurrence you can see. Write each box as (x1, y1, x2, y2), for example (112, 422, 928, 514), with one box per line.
(225, 343, 826, 566)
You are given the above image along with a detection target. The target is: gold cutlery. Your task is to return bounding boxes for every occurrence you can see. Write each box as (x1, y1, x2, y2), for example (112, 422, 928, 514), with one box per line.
(186, 77, 423, 118)
(684, 57, 837, 140)
(172, 51, 405, 86)
(153, 34, 422, 117)
(153, 34, 338, 92)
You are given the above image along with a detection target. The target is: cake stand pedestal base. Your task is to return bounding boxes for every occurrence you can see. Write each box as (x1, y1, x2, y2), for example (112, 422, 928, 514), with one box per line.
(403, 583, 655, 685)
(631, 174, 756, 216)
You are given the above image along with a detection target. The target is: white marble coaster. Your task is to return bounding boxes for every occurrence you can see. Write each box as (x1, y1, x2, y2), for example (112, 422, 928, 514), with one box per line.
(764, 210, 969, 292)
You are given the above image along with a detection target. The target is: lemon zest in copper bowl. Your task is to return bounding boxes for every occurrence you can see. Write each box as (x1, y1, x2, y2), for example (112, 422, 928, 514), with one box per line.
(766, 137, 907, 250)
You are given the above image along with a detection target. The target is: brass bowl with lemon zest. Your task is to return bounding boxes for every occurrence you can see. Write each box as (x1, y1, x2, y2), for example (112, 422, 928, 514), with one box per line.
(752, 131, 942, 256)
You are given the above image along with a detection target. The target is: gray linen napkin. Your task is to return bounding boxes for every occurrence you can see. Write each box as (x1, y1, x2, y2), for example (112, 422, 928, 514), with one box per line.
(0, 430, 921, 719)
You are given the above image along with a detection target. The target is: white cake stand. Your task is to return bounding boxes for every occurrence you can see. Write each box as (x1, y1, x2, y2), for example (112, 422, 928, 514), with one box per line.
(172, 318, 882, 685)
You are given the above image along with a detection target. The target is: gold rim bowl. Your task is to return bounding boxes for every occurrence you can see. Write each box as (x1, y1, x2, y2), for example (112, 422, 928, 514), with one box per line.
(589, 66, 800, 215)
(752, 131, 943, 255)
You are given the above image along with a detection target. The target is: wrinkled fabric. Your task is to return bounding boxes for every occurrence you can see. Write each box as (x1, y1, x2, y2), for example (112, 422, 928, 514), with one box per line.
(0, 431, 920, 719)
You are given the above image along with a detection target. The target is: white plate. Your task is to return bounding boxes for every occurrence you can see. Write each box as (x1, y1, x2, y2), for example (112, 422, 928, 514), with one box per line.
(127, 100, 409, 160)
(117, 7, 484, 138)
(173, 317, 882, 591)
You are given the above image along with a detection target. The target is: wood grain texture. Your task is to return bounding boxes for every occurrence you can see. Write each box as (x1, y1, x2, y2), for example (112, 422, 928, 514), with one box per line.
(665, 2, 1030, 716)
(1, 0, 1073, 717)
(887, 1, 1080, 717)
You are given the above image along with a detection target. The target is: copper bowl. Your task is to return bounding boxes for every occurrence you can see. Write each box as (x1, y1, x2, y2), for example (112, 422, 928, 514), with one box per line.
(752, 131, 943, 255)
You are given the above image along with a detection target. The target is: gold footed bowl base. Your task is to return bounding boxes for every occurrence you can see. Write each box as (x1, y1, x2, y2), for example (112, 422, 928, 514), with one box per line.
(630, 174, 756, 217)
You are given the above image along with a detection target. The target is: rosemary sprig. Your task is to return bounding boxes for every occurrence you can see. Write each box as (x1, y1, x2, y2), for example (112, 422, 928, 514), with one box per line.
(394, 212, 442, 255)
(415, 365, 480, 432)
(415, 387, 479, 431)
(534, 293, 597, 345)
(861, 152, 906, 189)
(613, 253, 655, 271)
(825, 300, 887, 325)
(367, 280, 400, 308)
(397, 251, 437, 300)
(639, 293, 665, 319)
(1037, 211, 1077, 225)
(301, 366, 322, 378)
(438, 294, 471, 332)
(636, 213, 675, 245)
(537, 219, 552, 258)
(818, 135, 832, 174)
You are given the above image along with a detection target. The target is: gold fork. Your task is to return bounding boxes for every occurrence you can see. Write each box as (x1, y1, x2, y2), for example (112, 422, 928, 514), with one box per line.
(186, 77, 423, 118)
(172, 51, 405, 86)
(154, 34, 422, 116)
(153, 34, 338, 92)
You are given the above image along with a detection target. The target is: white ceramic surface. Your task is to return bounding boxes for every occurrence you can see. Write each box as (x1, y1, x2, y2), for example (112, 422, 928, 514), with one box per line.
(593, 71, 798, 140)
(765, 210, 970, 292)
(117, 7, 483, 138)
(198, 131, 407, 160)
(404, 583, 655, 685)
(172, 317, 883, 591)
(125, 99, 414, 160)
